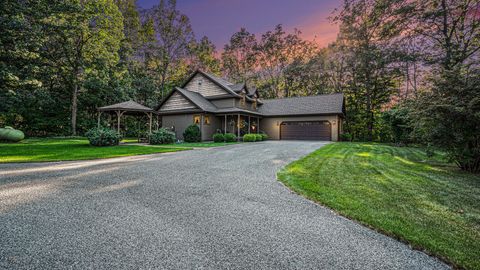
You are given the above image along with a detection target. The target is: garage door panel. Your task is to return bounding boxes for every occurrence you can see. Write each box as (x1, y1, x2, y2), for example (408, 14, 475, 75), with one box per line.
(280, 121, 331, 140)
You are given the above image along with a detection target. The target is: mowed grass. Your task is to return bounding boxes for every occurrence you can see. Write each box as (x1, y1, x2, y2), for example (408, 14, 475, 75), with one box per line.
(277, 143, 480, 269)
(0, 138, 189, 163)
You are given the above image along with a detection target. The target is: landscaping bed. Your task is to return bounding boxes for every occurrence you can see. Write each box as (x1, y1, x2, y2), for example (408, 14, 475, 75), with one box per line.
(277, 142, 480, 270)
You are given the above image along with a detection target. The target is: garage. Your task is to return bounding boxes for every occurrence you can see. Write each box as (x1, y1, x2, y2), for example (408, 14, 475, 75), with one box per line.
(280, 121, 331, 141)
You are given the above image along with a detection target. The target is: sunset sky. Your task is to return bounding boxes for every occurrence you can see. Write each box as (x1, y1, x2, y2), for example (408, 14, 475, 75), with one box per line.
(137, 0, 342, 50)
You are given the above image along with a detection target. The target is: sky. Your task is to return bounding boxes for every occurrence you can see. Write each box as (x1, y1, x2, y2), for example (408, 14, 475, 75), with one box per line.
(137, 0, 342, 50)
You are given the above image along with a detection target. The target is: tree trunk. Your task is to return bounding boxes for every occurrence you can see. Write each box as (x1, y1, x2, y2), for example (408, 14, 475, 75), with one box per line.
(71, 83, 78, 136)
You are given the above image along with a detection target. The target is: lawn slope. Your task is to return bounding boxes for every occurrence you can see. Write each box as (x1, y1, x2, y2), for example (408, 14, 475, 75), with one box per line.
(278, 142, 480, 270)
(0, 138, 188, 163)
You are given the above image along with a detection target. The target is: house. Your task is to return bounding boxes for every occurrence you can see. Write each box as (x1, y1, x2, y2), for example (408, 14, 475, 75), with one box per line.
(156, 70, 345, 141)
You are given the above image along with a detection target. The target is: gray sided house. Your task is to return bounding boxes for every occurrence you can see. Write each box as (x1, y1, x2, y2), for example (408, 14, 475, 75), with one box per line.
(156, 70, 345, 141)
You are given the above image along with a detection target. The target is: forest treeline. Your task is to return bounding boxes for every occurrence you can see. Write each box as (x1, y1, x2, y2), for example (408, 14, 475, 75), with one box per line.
(1, 0, 479, 172)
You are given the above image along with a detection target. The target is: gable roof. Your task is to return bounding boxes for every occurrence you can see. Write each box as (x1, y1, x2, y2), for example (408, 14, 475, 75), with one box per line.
(231, 83, 245, 92)
(156, 87, 218, 112)
(258, 93, 344, 116)
(182, 70, 241, 98)
(175, 88, 217, 112)
(98, 100, 154, 112)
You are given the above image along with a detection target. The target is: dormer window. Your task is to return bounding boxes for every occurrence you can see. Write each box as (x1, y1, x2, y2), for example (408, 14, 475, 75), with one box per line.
(253, 98, 257, 110)
(240, 93, 246, 106)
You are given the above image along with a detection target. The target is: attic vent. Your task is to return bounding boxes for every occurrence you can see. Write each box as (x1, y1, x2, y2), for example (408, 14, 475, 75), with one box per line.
(198, 79, 203, 89)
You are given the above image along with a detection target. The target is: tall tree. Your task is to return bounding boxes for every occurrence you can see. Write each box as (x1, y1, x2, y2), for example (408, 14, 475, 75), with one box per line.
(221, 28, 258, 83)
(408, 0, 480, 172)
(43, 0, 124, 135)
(142, 0, 194, 99)
(189, 36, 221, 74)
(334, 0, 411, 140)
(256, 25, 318, 98)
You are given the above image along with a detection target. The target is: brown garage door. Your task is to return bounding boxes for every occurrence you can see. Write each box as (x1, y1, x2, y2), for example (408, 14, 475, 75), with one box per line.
(280, 121, 331, 140)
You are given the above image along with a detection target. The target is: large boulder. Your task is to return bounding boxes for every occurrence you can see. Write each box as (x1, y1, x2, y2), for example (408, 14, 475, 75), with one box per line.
(0, 126, 25, 142)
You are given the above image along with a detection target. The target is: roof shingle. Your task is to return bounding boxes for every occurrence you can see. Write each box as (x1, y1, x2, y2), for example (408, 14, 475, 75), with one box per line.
(175, 87, 218, 112)
(258, 93, 344, 116)
(98, 100, 154, 112)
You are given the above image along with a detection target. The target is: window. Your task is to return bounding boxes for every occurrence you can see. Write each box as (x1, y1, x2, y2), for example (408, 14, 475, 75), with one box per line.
(204, 115, 210, 125)
(253, 98, 257, 109)
(193, 115, 201, 124)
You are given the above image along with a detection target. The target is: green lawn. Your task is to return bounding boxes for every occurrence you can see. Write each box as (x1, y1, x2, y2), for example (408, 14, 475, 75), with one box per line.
(0, 138, 189, 163)
(277, 142, 480, 270)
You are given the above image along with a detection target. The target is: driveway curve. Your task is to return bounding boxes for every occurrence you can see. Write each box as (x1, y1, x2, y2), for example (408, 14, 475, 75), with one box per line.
(0, 141, 449, 269)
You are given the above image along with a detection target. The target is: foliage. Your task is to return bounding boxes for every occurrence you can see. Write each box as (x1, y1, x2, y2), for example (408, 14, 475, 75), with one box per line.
(149, 128, 176, 144)
(141, 0, 195, 99)
(278, 142, 480, 269)
(254, 134, 263, 141)
(339, 133, 352, 142)
(85, 127, 122, 146)
(381, 106, 413, 145)
(260, 133, 268, 140)
(333, 0, 408, 141)
(412, 70, 480, 173)
(243, 134, 256, 142)
(0, 126, 25, 142)
(183, 124, 201, 142)
(224, 133, 236, 142)
(0, 138, 186, 163)
(212, 133, 225, 143)
(405, 0, 480, 172)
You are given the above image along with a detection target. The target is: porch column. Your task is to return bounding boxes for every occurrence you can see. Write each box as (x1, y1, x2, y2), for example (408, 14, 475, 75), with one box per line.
(97, 112, 102, 128)
(224, 115, 227, 134)
(257, 117, 260, 133)
(148, 112, 152, 134)
(248, 116, 251, 134)
(237, 114, 240, 140)
(200, 114, 204, 141)
(116, 110, 121, 133)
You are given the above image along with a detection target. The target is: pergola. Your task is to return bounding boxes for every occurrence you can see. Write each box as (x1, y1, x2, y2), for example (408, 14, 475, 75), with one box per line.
(97, 100, 156, 134)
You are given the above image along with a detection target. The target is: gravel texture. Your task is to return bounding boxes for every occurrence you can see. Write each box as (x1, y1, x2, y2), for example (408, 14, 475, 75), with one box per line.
(0, 141, 449, 269)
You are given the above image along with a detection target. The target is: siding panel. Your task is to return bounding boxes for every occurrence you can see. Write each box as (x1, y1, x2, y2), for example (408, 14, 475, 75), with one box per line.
(160, 92, 197, 111)
(184, 74, 229, 97)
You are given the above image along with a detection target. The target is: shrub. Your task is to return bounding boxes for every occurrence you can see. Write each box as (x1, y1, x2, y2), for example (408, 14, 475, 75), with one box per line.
(254, 134, 263, 141)
(212, 133, 225, 143)
(183, 124, 201, 142)
(0, 126, 24, 142)
(340, 133, 352, 142)
(243, 134, 256, 142)
(260, 133, 268, 140)
(86, 127, 121, 146)
(224, 133, 236, 142)
(150, 128, 176, 144)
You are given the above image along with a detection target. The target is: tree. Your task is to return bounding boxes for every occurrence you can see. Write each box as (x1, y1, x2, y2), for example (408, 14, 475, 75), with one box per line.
(221, 28, 258, 83)
(255, 25, 318, 98)
(142, 0, 194, 99)
(43, 0, 124, 135)
(408, 0, 480, 172)
(189, 36, 221, 74)
(333, 0, 411, 141)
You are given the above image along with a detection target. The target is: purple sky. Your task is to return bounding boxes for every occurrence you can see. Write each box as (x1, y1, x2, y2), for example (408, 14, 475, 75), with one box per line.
(137, 0, 342, 50)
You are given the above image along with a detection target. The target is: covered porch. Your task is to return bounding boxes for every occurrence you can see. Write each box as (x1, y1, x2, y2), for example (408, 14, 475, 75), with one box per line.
(217, 113, 261, 139)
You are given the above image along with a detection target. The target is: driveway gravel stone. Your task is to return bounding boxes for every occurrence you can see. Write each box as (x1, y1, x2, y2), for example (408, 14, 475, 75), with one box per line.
(0, 141, 449, 269)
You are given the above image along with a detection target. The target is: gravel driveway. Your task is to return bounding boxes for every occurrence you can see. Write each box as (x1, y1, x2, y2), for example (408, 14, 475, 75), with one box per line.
(0, 141, 449, 269)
